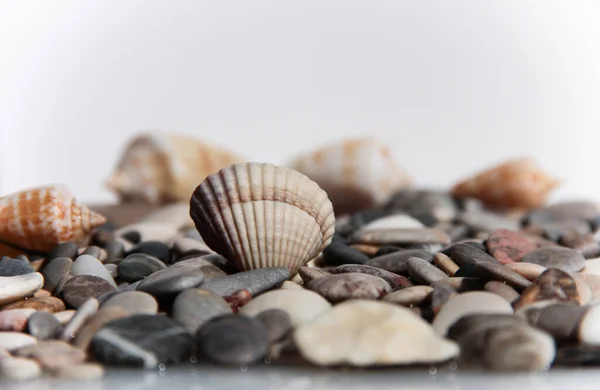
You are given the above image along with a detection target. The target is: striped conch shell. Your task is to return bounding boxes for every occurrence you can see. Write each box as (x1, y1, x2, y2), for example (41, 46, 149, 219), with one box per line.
(290, 137, 411, 215)
(0, 185, 106, 254)
(452, 158, 560, 210)
(106, 132, 245, 204)
(190, 162, 336, 277)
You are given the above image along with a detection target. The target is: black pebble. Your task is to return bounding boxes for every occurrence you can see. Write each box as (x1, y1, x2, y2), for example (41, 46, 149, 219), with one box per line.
(454, 264, 479, 278)
(196, 315, 268, 365)
(127, 241, 170, 263)
(122, 231, 142, 245)
(449, 243, 500, 267)
(82, 246, 102, 259)
(441, 241, 487, 256)
(374, 246, 404, 257)
(47, 242, 79, 261)
(0, 256, 34, 276)
(105, 240, 126, 264)
(321, 242, 369, 266)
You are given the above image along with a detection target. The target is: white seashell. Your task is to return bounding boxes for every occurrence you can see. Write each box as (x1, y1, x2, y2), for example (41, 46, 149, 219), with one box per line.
(189, 162, 335, 277)
(106, 132, 245, 204)
(290, 137, 411, 215)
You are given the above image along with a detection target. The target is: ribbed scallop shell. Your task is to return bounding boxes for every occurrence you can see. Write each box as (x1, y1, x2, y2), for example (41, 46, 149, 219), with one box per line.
(452, 158, 559, 210)
(106, 132, 245, 204)
(0, 185, 107, 253)
(190, 163, 336, 277)
(290, 137, 411, 215)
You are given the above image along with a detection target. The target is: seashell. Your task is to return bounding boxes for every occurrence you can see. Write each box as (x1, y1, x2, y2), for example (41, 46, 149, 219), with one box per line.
(106, 132, 245, 204)
(452, 158, 559, 210)
(289, 137, 411, 215)
(189, 162, 335, 277)
(0, 185, 106, 254)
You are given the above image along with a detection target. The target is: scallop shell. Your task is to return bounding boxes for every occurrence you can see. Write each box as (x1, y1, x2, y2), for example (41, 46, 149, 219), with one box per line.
(189, 162, 335, 277)
(452, 158, 560, 210)
(0, 185, 106, 254)
(290, 137, 411, 215)
(106, 132, 245, 204)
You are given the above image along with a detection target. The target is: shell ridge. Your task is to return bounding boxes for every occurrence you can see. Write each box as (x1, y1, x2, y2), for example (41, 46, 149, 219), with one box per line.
(234, 164, 255, 270)
(218, 168, 247, 269)
(246, 163, 263, 269)
(201, 177, 236, 262)
(280, 168, 294, 270)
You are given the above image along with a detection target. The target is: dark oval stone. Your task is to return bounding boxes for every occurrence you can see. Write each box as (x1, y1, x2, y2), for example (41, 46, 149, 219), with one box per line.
(450, 243, 499, 266)
(127, 241, 170, 263)
(321, 242, 369, 266)
(92, 314, 193, 368)
(62, 276, 116, 309)
(171, 289, 232, 334)
(442, 241, 486, 256)
(454, 264, 479, 278)
(42, 257, 73, 295)
(199, 268, 289, 297)
(406, 257, 448, 285)
(137, 267, 204, 299)
(0, 257, 34, 276)
(374, 246, 403, 257)
(105, 240, 125, 264)
(255, 309, 292, 343)
(47, 243, 79, 261)
(366, 249, 434, 274)
(27, 311, 61, 340)
(117, 254, 167, 283)
(522, 247, 586, 273)
(121, 231, 141, 245)
(196, 314, 268, 365)
(82, 246, 102, 259)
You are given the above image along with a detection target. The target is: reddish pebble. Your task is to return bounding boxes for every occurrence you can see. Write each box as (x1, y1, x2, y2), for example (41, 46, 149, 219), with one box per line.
(0, 309, 36, 331)
(485, 229, 537, 264)
(224, 290, 252, 312)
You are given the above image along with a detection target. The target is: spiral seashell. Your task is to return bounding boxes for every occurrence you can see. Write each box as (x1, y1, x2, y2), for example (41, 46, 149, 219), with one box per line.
(106, 132, 245, 204)
(290, 137, 411, 215)
(452, 158, 560, 210)
(0, 185, 106, 253)
(189, 162, 336, 277)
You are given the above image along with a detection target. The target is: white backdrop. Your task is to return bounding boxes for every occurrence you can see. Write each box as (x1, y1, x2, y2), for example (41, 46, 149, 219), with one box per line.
(1, 0, 599, 203)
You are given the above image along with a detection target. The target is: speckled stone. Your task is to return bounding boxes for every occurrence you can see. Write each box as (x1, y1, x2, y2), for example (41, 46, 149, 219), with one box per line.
(117, 254, 167, 283)
(485, 229, 537, 264)
(0, 257, 34, 276)
(366, 250, 435, 274)
(62, 275, 116, 309)
(171, 289, 232, 334)
(199, 268, 289, 297)
(137, 266, 205, 300)
(332, 264, 412, 289)
(522, 247, 586, 273)
(306, 273, 391, 303)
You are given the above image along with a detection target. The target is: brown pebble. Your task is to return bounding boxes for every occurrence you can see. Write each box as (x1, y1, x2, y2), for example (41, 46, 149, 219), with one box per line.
(514, 268, 580, 310)
(434, 253, 459, 276)
(473, 262, 532, 290)
(12, 341, 86, 370)
(72, 307, 129, 350)
(382, 286, 433, 306)
(0, 309, 36, 332)
(33, 290, 52, 298)
(485, 229, 537, 264)
(350, 244, 380, 256)
(51, 362, 104, 379)
(224, 290, 253, 312)
(53, 310, 77, 325)
(484, 281, 520, 303)
(2, 296, 66, 313)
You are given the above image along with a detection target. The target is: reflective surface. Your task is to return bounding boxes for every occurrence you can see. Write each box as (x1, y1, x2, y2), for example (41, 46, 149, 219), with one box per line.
(2, 365, 599, 390)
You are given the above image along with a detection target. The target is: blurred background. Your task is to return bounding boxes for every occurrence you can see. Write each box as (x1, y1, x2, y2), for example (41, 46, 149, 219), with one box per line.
(1, 0, 599, 204)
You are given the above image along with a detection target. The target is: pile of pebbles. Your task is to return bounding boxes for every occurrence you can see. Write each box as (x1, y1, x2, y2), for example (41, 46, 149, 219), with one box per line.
(2, 168, 600, 380)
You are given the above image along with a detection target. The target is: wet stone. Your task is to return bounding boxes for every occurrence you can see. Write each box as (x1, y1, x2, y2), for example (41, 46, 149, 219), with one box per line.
(366, 249, 434, 274)
(485, 229, 537, 264)
(3, 296, 65, 313)
(406, 257, 448, 285)
(47, 242, 79, 261)
(72, 254, 117, 288)
(382, 285, 433, 306)
(92, 314, 193, 368)
(255, 309, 293, 343)
(321, 242, 369, 266)
(117, 254, 167, 283)
(102, 291, 158, 315)
(0, 257, 34, 276)
(473, 262, 532, 290)
(27, 311, 61, 340)
(127, 241, 171, 264)
(171, 289, 232, 334)
(332, 264, 412, 289)
(62, 275, 116, 309)
(199, 268, 289, 297)
(450, 243, 499, 266)
(137, 266, 204, 301)
(306, 273, 391, 303)
(42, 257, 73, 295)
(484, 281, 520, 303)
(196, 314, 269, 365)
(351, 228, 451, 246)
(522, 247, 586, 273)
(0, 308, 35, 332)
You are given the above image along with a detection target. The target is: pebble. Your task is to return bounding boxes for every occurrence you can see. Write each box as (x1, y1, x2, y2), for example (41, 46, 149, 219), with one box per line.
(321, 242, 369, 266)
(432, 277, 486, 292)
(72, 254, 118, 288)
(575, 274, 600, 302)
(82, 246, 102, 259)
(0, 273, 43, 305)
(526, 201, 600, 225)
(298, 267, 330, 283)
(504, 262, 547, 281)
(13, 340, 86, 370)
(102, 291, 158, 315)
(485, 229, 537, 264)
(27, 311, 61, 340)
(473, 262, 532, 290)
(294, 300, 459, 366)
(0, 308, 35, 332)
(582, 258, 600, 276)
(0, 332, 37, 350)
(560, 232, 600, 258)
(433, 252, 459, 276)
(514, 268, 580, 310)
(360, 214, 425, 231)
(448, 313, 555, 372)
(0, 257, 34, 276)
(350, 244, 380, 256)
(105, 263, 118, 278)
(484, 281, 520, 302)
(522, 303, 587, 343)
(172, 236, 213, 258)
(137, 266, 205, 300)
(351, 228, 451, 246)
(306, 273, 391, 303)
(331, 264, 412, 289)
(196, 314, 268, 365)
(53, 310, 76, 325)
(62, 275, 116, 309)
(280, 280, 304, 290)
(522, 247, 586, 273)
(382, 285, 433, 306)
(199, 268, 289, 297)
(577, 278, 593, 305)
(3, 296, 65, 313)
(51, 363, 105, 379)
(458, 210, 520, 232)
(450, 243, 500, 266)
(92, 314, 193, 368)
(127, 240, 171, 263)
(60, 298, 99, 341)
(42, 257, 73, 294)
(0, 357, 41, 380)
(406, 257, 448, 284)
(239, 289, 331, 327)
(578, 304, 600, 345)
(554, 345, 600, 366)
(366, 249, 434, 273)
(117, 254, 167, 283)
(171, 289, 232, 333)
(384, 190, 458, 224)
(73, 307, 130, 350)
(47, 242, 79, 261)
(541, 219, 591, 242)
(255, 309, 293, 343)
(432, 291, 514, 335)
